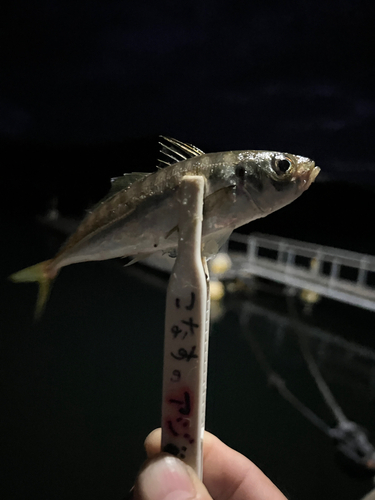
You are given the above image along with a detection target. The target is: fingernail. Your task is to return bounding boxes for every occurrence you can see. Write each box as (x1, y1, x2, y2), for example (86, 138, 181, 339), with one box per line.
(137, 455, 196, 500)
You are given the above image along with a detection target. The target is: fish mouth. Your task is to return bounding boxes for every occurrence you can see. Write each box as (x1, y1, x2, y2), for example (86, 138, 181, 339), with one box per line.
(296, 161, 320, 190)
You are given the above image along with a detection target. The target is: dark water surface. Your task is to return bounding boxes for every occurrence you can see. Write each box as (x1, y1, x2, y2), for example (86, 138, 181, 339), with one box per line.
(2, 218, 375, 499)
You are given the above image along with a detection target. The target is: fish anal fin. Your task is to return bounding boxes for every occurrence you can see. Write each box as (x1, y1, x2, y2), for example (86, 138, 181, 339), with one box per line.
(165, 225, 178, 240)
(124, 253, 153, 267)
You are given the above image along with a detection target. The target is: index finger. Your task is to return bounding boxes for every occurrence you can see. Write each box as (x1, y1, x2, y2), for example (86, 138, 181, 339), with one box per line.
(144, 428, 287, 500)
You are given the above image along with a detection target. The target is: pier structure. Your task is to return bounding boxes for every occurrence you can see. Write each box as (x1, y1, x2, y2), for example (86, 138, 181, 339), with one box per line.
(224, 233, 375, 312)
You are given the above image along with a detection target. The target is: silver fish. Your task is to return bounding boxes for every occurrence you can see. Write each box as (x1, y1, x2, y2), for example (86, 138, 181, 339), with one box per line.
(9, 136, 320, 317)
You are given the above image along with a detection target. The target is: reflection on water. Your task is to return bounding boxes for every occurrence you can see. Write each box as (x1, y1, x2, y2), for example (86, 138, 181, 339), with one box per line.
(240, 292, 375, 474)
(3, 218, 375, 500)
(134, 262, 375, 496)
(210, 277, 375, 491)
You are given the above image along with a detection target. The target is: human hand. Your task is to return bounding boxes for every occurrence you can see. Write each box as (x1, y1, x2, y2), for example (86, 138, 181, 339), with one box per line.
(133, 428, 287, 500)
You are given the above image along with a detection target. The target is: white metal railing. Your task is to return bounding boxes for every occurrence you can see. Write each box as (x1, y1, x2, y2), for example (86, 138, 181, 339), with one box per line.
(229, 233, 375, 291)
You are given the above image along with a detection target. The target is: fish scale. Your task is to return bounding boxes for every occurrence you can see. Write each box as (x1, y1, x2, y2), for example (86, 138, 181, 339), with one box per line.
(9, 136, 319, 318)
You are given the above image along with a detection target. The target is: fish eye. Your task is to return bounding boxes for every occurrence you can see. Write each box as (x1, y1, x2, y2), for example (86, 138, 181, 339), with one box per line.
(273, 157, 292, 175)
(235, 165, 246, 180)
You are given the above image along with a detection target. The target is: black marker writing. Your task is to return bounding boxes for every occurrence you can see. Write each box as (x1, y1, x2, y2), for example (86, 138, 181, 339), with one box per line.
(168, 391, 191, 415)
(171, 346, 198, 362)
(179, 391, 191, 415)
(184, 433, 195, 444)
(175, 292, 195, 311)
(185, 292, 195, 311)
(163, 443, 187, 459)
(170, 369, 181, 382)
(167, 420, 179, 436)
(181, 317, 199, 335)
(171, 325, 183, 338)
(171, 323, 195, 340)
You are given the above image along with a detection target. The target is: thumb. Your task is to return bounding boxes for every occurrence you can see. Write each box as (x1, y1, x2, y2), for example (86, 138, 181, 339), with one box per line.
(134, 453, 212, 500)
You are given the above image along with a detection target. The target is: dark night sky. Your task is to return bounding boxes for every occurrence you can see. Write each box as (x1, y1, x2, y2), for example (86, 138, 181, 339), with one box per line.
(1, 1, 375, 235)
(1, 1, 375, 170)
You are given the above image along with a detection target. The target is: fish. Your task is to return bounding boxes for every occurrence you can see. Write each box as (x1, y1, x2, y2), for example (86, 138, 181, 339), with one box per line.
(9, 136, 320, 318)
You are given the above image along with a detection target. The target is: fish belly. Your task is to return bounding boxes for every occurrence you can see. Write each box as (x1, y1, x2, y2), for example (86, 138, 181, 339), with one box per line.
(53, 181, 240, 270)
(55, 196, 180, 269)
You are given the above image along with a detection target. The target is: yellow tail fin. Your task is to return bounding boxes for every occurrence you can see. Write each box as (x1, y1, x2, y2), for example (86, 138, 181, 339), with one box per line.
(9, 259, 58, 319)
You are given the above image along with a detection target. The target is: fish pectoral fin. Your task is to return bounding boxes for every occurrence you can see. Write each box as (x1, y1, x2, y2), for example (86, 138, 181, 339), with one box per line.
(203, 186, 234, 215)
(202, 228, 233, 257)
(165, 225, 178, 239)
(124, 253, 153, 267)
(157, 136, 205, 168)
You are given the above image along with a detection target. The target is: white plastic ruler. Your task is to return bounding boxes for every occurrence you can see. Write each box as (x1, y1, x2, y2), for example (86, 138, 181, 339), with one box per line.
(161, 176, 210, 479)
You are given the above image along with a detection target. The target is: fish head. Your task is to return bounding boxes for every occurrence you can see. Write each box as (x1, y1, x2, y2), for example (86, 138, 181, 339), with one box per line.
(236, 151, 320, 217)
(287, 153, 320, 191)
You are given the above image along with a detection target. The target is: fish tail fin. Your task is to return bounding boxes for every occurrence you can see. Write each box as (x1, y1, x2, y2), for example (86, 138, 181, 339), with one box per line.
(9, 259, 58, 320)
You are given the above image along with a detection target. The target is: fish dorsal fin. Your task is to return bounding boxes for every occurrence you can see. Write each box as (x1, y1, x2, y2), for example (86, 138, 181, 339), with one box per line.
(109, 172, 150, 195)
(88, 172, 150, 213)
(157, 136, 205, 168)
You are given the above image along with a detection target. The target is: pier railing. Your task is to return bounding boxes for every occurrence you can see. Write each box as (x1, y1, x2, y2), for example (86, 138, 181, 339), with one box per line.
(226, 233, 375, 312)
(38, 211, 375, 312)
